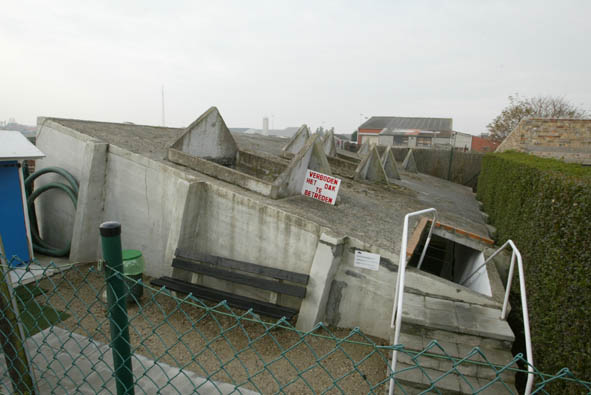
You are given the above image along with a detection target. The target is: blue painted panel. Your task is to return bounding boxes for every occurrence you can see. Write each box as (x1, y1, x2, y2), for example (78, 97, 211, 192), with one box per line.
(0, 161, 31, 265)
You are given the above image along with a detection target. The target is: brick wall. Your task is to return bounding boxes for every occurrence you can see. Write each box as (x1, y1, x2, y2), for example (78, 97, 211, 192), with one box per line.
(471, 136, 499, 153)
(496, 118, 591, 163)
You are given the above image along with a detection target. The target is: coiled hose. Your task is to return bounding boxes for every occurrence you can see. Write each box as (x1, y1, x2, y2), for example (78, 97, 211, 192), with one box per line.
(24, 167, 78, 257)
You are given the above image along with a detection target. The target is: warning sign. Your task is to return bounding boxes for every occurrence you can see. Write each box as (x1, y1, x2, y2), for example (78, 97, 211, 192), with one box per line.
(301, 169, 341, 205)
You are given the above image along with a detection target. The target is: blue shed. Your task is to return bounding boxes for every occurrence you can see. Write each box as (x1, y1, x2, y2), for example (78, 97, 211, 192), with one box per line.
(0, 131, 45, 266)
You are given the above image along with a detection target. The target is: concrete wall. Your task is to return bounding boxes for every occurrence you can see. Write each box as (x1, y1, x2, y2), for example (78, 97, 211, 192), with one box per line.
(101, 146, 196, 278)
(496, 118, 591, 163)
(35, 120, 108, 261)
(390, 147, 483, 188)
(453, 247, 491, 296)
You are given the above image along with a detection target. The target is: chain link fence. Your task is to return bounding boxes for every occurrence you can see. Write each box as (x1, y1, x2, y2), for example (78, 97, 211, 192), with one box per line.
(0, 251, 590, 394)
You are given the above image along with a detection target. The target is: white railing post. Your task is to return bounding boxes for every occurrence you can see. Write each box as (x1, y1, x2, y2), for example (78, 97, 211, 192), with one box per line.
(389, 208, 437, 395)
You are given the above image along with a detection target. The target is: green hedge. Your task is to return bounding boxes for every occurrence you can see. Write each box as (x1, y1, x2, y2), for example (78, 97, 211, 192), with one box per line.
(477, 151, 591, 389)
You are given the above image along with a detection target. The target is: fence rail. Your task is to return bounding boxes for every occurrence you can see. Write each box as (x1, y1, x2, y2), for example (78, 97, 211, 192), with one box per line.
(0, 252, 589, 394)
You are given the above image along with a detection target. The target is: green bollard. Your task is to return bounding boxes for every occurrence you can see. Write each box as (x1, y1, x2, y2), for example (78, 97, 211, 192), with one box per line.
(100, 221, 135, 395)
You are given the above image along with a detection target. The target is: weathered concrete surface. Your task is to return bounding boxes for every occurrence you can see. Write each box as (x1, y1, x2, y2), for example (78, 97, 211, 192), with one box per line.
(327, 156, 357, 178)
(402, 149, 418, 172)
(281, 125, 309, 158)
(321, 131, 337, 158)
(35, 120, 105, 260)
(296, 233, 344, 331)
(2, 327, 256, 394)
(381, 146, 401, 180)
(356, 140, 370, 157)
(354, 146, 389, 184)
(170, 107, 238, 164)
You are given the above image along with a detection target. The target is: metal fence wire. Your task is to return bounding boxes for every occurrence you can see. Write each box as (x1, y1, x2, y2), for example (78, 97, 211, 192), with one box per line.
(0, 253, 590, 395)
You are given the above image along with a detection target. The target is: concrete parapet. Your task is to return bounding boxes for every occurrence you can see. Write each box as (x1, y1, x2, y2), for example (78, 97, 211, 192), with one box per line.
(402, 149, 418, 173)
(170, 107, 238, 165)
(281, 125, 310, 159)
(354, 146, 389, 184)
(381, 146, 401, 180)
(296, 233, 345, 331)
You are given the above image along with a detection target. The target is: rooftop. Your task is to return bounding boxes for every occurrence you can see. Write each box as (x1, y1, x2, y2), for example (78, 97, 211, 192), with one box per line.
(43, 117, 489, 251)
(360, 116, 453, 132)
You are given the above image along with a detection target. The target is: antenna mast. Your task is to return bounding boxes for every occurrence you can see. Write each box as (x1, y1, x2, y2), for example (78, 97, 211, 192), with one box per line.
(161, 85, 165, 126)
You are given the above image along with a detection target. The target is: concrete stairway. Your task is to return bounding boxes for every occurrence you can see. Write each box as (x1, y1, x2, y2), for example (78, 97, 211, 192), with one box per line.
(391, 292, 518, 394)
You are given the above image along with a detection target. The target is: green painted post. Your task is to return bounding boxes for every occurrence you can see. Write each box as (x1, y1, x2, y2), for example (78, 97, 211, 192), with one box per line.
(100, 221, 135, 395)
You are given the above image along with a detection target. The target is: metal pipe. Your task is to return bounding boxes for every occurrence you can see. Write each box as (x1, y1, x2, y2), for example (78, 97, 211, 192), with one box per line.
(100, 221, 135, 395)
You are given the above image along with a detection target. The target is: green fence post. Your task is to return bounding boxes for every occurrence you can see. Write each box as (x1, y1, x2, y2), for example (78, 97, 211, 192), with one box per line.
(100, 221, 135, 395)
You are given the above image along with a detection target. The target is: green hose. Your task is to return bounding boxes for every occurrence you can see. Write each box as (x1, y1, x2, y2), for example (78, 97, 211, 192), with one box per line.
(24, 168, 78, 257)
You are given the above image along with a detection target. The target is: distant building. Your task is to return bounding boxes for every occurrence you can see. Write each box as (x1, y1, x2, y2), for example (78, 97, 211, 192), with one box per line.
(377, 128, 474, 151)
(471, 136, 500, 153)
(357, 116, 453, 145)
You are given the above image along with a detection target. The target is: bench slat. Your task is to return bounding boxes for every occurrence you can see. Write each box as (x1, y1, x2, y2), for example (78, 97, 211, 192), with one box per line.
(151, 277, 298, 320)
(175, 249, 309, 285)
(172, 258, 307, 298)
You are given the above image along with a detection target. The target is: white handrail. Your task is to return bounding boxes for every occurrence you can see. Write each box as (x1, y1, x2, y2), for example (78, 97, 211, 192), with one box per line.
(389, 208, 437, 395)
(459, 240, 534, 393)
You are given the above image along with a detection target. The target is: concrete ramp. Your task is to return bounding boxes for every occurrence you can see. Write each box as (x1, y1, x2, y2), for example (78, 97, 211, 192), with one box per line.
(402, 149, 418, 173)
(274, 134, 332, 198)
(321, 131, 337, 158)
(281, 125, 310, 158)
(170, 107, 238, 165)
(381, 146, 401, 180)
(354, 146, 388, 184)
(357, 141, 370, 158)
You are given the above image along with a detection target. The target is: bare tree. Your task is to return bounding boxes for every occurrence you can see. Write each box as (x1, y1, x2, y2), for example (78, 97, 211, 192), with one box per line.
(487, 95, 588, 140)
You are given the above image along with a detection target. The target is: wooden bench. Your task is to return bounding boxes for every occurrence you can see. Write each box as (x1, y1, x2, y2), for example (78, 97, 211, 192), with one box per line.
(151, 249, 309, 319)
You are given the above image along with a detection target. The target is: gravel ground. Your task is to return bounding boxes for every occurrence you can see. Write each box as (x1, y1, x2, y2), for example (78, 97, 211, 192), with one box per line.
(37, 264, 390, 394)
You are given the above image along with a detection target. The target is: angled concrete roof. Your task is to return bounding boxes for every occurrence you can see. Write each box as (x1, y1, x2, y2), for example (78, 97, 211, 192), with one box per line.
(360, 116, 453, 132)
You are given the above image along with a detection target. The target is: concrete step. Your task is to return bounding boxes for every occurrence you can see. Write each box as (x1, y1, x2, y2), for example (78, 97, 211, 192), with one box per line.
(396, 332, 517, 385)
(400, 293, 515, 345)
(393, 361, 518, 394)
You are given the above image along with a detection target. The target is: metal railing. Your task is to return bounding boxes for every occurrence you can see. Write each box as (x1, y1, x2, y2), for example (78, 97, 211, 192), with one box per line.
(389, 208, 437, 395)
(460, 239, 535, 394)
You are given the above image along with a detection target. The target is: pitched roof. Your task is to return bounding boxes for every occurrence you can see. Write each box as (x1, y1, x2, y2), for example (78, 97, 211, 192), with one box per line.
(360, 116, 453, 132)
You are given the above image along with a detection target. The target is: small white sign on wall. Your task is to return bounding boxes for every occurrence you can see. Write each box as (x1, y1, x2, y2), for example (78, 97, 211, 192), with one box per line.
(354, 250, 380, 271)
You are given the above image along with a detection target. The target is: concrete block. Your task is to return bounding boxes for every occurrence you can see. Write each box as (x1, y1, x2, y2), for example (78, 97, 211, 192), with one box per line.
(170, 107, 238, 164)
(281, 125, 310, 158)
(402, 149, 418, 173)
(296, 233, 344, 331)
(356, 141, 370, 157)
(69, 140, 108, 261)
(354, 146, 389, 184)
(381, 146, 401, 180)
(321, 131, 337, 158)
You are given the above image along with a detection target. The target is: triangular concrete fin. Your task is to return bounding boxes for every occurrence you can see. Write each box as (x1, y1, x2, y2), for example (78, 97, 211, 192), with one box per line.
(402, 149, 418, 173)
(381, 146, 401, 180)
(354, 146, 389, 184)
(281, 125, 310, 158)
(357, 140, 370, 157)
(321, 131, 337, 158)
(170, 107, 237, 164)
(274, 134, 332, 198)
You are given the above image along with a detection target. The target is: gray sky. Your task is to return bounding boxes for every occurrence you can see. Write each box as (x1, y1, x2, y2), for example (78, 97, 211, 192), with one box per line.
(2, 1, 590, 135)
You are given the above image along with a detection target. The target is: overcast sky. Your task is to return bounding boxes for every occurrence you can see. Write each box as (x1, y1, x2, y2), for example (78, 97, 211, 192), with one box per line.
(2, 1, 590, 134)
